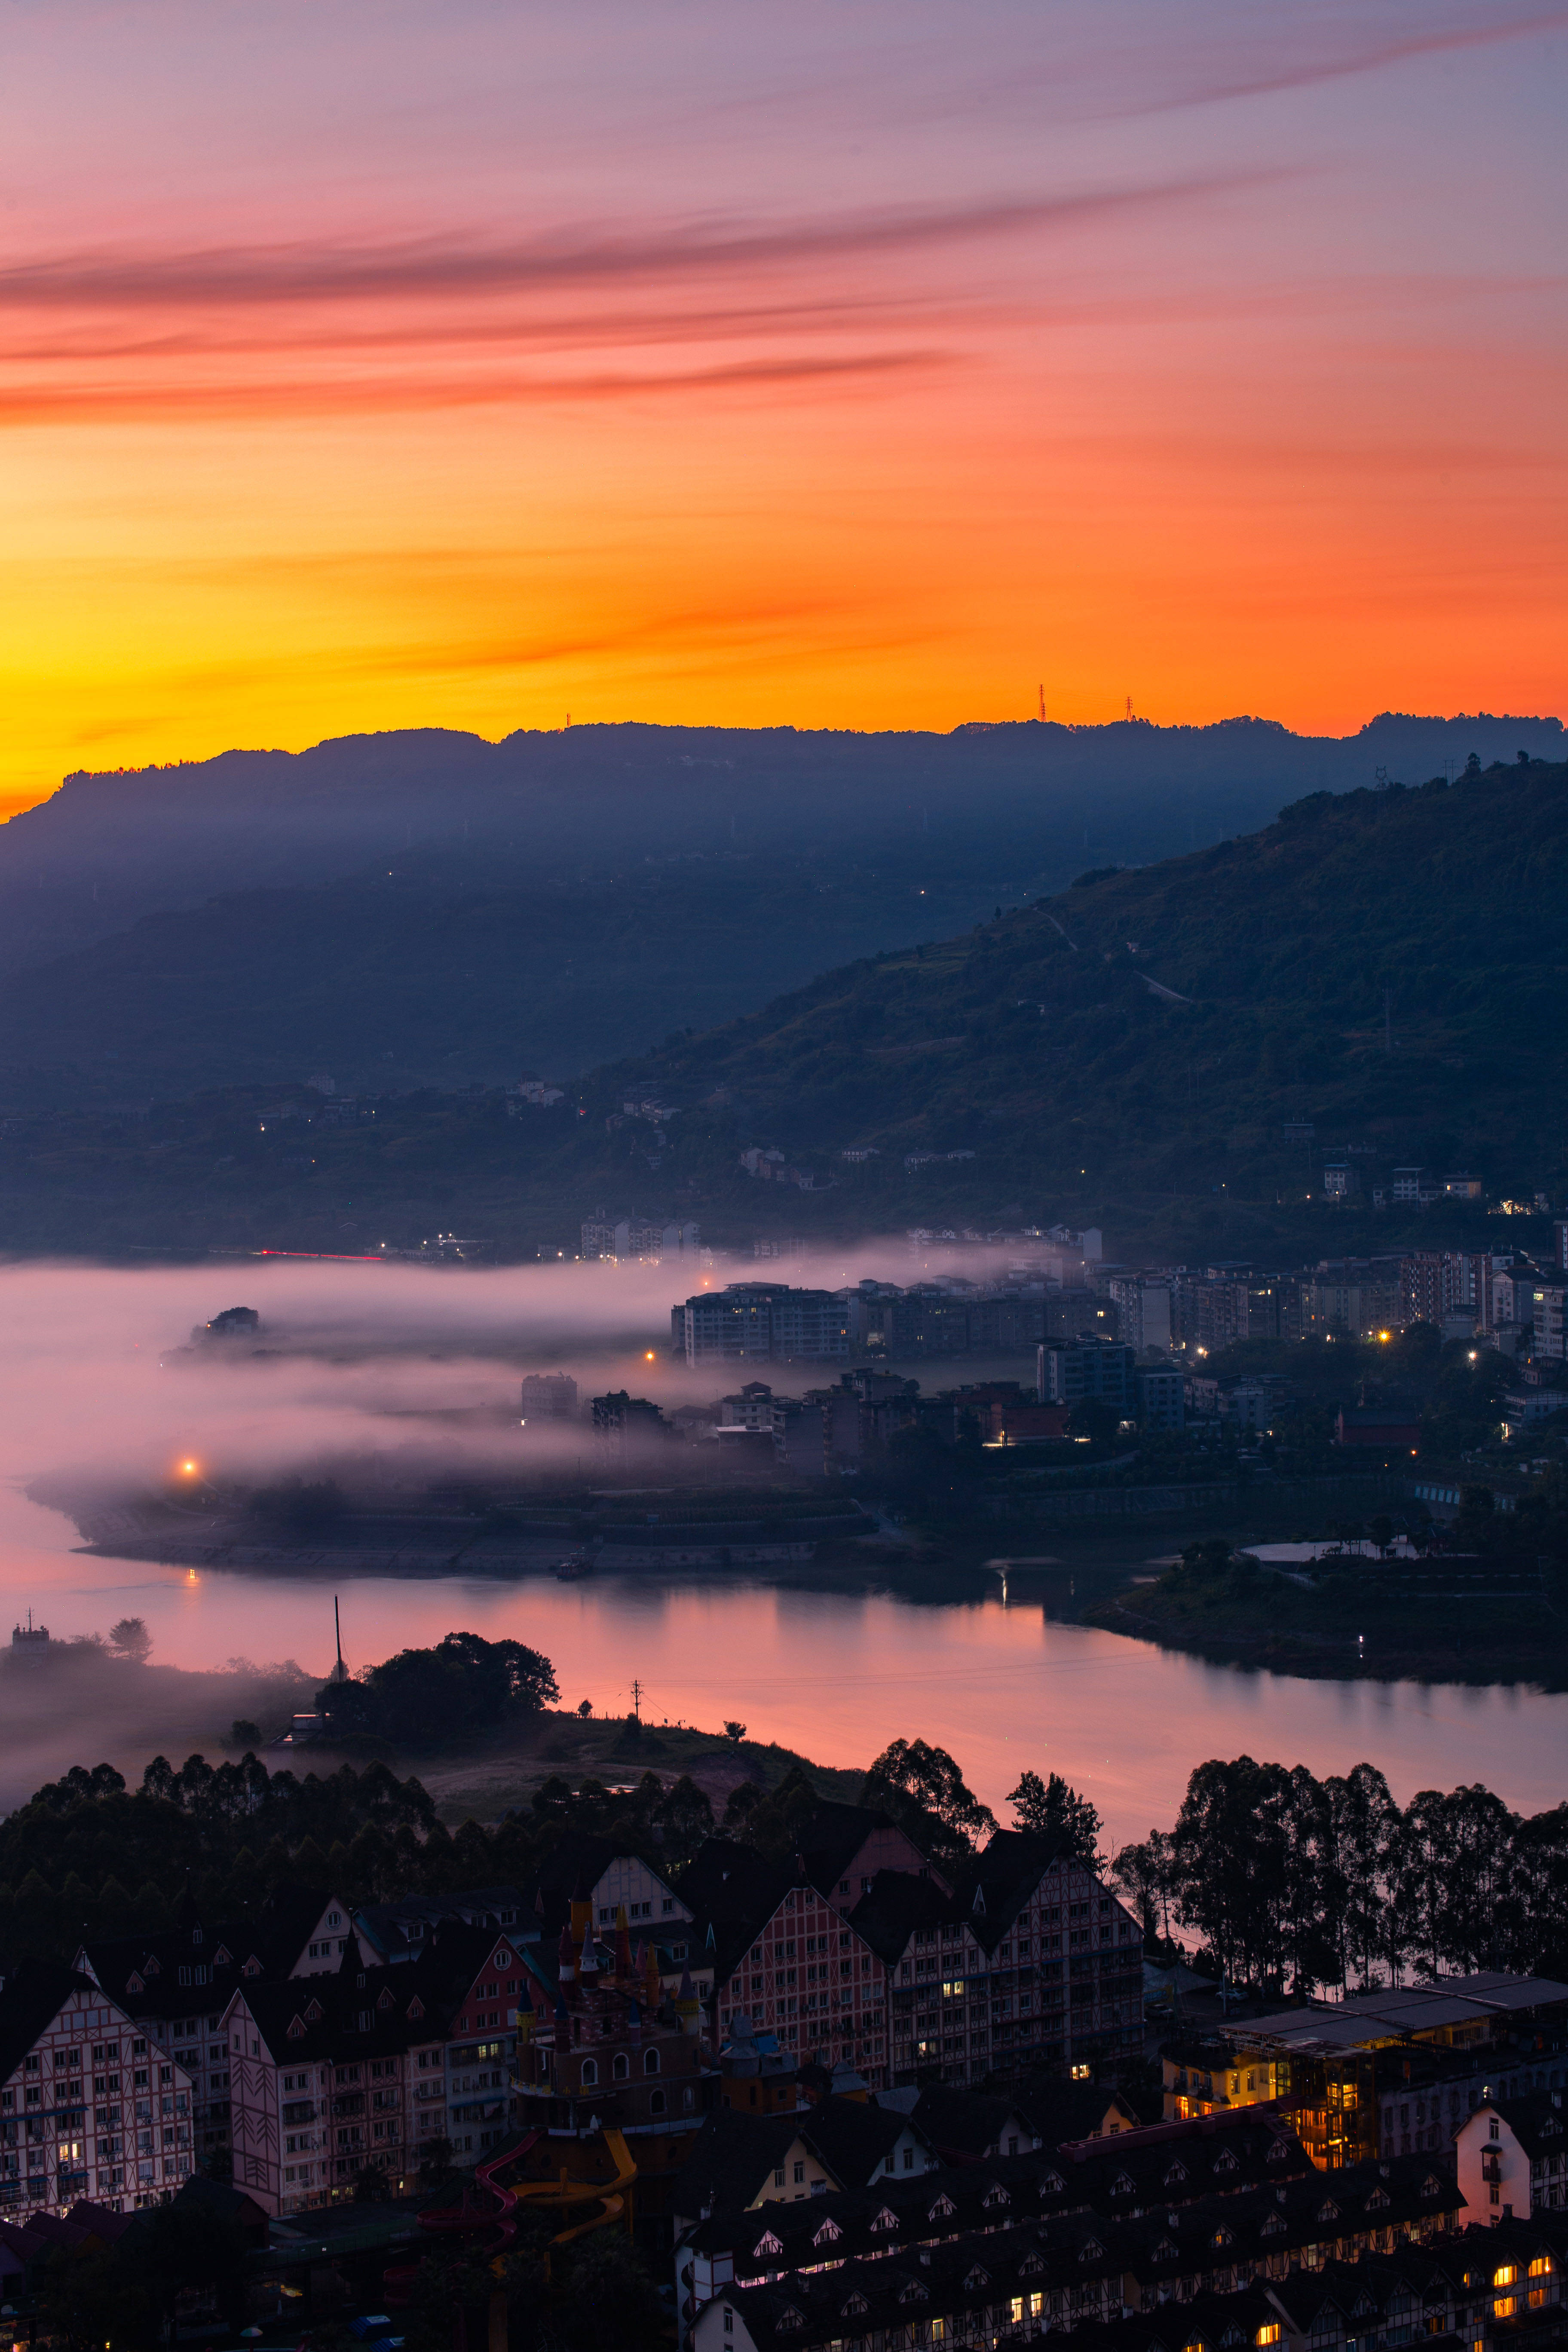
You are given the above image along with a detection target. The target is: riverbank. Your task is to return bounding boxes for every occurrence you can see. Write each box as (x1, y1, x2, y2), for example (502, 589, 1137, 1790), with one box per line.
(1081, 1556, 1567, 1687)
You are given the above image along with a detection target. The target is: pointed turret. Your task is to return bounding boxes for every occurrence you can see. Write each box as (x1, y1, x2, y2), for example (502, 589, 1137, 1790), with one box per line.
(569, 1863, 593, 1955)
(675, 1963, 700, 2037)
(644, 1938, 663, 2009)
(557, 1919, 576, 1986)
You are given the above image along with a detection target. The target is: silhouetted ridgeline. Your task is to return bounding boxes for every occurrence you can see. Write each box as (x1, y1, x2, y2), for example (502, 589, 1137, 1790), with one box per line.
(0, 713, 1559, 1097)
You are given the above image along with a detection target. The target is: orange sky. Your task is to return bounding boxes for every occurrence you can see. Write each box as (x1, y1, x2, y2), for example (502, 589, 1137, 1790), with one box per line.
(1, 0, 1564, 814)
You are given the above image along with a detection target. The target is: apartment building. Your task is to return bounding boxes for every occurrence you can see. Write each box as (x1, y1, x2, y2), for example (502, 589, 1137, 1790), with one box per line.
(1037, 1339, 1136, 1412)
(0, 1959, 196, 2219)
(863, 1831, 1144, 2092)
(73, 1887, 352, 2168)
(675, 1283, 851, 1366)
(224, 1917, 530, 2214)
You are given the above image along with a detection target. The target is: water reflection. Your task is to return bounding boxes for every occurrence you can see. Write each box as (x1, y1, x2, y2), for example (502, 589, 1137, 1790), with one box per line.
(0, 1255, 1563, 1843)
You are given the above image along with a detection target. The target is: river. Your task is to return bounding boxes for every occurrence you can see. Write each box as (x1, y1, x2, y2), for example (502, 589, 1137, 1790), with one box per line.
(2, 1256, 1565, 1847)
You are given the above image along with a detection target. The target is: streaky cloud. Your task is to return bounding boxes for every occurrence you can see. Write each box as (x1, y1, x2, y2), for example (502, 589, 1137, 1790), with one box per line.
(0, 177, 1259, 314)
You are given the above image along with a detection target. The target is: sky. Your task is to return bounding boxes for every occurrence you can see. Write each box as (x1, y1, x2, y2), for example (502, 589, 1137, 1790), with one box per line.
(0, 0, 1563, 813)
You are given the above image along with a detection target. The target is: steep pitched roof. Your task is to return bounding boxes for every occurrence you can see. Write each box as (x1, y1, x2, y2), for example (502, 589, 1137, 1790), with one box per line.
(670, 2106, 825, 2218)
(357, 1885, 536, 1963)
(796, 1801, 912, 1884)
(1484, 2090, 1568, 2160)
(801, 2095, 922, 2186)
(74, 1916, 258, 2014)
(847, 1870, 950, 1963)
(911, 2083, 1035, 2162)
(0, 1961, 100, 2086)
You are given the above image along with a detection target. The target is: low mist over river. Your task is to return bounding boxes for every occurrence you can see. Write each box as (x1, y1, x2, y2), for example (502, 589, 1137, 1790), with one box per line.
(0, 1257, 1564, 1844)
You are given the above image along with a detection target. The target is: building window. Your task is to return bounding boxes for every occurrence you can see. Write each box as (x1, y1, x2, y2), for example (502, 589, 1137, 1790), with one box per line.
(612, 2055, 629, 2081)
(644, 2050, 660, 2076)
(581, 2061, 597, 2088)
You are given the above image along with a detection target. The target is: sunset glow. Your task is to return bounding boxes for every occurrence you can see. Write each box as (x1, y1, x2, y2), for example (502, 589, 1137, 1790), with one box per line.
(1, 0, 1563, 810)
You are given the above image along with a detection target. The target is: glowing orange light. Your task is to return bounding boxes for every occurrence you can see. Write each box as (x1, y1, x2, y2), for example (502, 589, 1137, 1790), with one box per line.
(180, 1460, 198, 1475)
(645, 1351, 656, 1360)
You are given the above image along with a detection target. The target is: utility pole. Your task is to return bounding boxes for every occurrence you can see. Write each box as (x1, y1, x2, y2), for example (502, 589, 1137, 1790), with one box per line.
(630, 1678, 643, 1720)
(1038, 683, 1045, 721)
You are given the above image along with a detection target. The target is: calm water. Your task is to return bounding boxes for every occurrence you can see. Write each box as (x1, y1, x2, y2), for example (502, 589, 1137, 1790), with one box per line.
(1, 1256, 1565, 1848)
(7, 1482, 1567, 1850)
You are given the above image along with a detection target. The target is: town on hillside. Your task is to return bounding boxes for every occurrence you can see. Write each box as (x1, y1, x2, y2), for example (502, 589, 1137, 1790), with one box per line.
(5, 1775, 1568, 2352)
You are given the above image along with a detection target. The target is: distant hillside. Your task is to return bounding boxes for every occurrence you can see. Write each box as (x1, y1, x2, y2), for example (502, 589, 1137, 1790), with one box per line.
(0, 710, 1559, 1106)
(0, 712, 1559, 974)
(588, 755, 1568, 1222)
(0, 857, 1007, 1100)
(1, 751, 1566, 1264)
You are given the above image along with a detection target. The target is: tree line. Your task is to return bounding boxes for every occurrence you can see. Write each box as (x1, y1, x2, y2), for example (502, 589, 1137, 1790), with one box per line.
(0, 1690, 1101, 1970)
(1111, 1754, 1568, 1994)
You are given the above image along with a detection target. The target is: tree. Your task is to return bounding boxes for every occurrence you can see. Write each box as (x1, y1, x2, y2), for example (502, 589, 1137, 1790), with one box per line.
(320, 1631, 560, 1749)
(551, 2229, 668, 2352)
(723, 1720, 748, 1745)
(655, 1775, 714, 1866)
(1110, 1829, 1175, 1945)
(230, 1719, 261, 1749)
(723, 1779, 763, 1831)
(1007, 1770, 1101, 1862)
(861, 1739, 996, 1869)
(576, 1699, 594, 1718)
(352, 2160, 392, 2202)
(109, 1616, 152, 1664)
(416, 2133, 456, 2190)
(1324, 1762, 1403, 1986)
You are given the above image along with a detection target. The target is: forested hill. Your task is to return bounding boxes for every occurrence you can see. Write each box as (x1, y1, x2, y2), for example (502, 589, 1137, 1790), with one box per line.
(594, 755, 1568, 1218)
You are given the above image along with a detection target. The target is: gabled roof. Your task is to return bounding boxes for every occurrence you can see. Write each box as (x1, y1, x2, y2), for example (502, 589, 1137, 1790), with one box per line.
(228, 1918, 513, 2064)
(1014, 2074, 1143, 2148)
(0, 1961, 107, 2086)
(671, 2095, 925, 2220)
(796, 1801, 918, 1886)
(357, 1884, 537, 1962)
(524, 1838, 680, 1930)
(846, 1870, 950, 1963)
(670, 2106, 829, 2218)
(1476, 2089, 1568, 2159)
(799, 2095, 921, 2187)
(74, 1914, 263, 2013)
(910, 2082, 1035, 2162)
